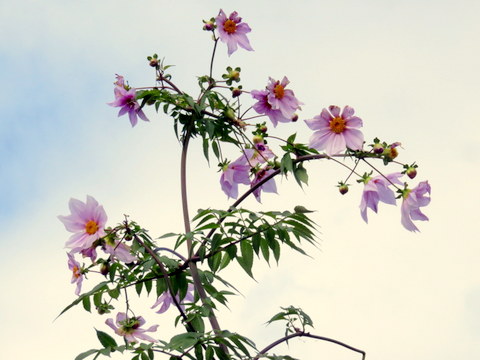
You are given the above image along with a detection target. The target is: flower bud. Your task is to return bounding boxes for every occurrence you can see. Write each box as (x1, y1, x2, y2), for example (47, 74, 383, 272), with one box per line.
(406, 166, 417, 179)
(149, 58, 159, 67)
(338, 184, 349, 195)
(252, 135, 264, 144)
(232, 87, 242, 98)
(259, 125, 268, 133)
(203, 20, 215, 31)
(291, 113, 299, 122)
(224, 108, 236, 120)
(100, 262, 110, 276)
(373, 143, 384, 154)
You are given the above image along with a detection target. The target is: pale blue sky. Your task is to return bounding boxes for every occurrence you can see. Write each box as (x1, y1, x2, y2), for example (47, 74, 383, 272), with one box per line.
(1, 0, 479, 359)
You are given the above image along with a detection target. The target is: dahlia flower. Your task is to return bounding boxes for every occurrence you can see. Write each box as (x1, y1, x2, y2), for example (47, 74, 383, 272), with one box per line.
(58, 195, 107, 252)
(220, 152, 252, 199)
(151, 284, 195, 314)
(108, 75, 149, 127)
(216, 9, 253, 56)
(360, 173, 403, 223)
(106, 312, 158, 344)
(251, 167, 277, 203)
(401, 181, 431, 232)
(305, 105, 364, 155)
(67, 252, 83, 295)
(251, 89, 292, 127)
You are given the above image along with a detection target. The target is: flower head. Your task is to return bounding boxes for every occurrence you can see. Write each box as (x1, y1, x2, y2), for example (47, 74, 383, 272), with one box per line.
(103, 238, 137, 263)
(249, 142, 275, 167)
(251, 89, 292, 127)
(305, 105, 364, 155)
(220, 151, 252, 199)
(251, 167, 277, 203)
(106, 312, 158, 344)
(58, 195, 107, 252)
(67, 252, 84, 295)
(152, 284, 195, 314)
(216, 9, 253, 56)
(265, 77, 302, 119)
(108, 75, 149, 127)
(360, 173, 404, 223)
(401, 181, 431, 232)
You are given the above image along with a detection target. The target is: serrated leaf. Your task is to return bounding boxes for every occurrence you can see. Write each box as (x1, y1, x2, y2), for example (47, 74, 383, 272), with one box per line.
(74, 349, 98, 360)
(96, 329, 118, 348)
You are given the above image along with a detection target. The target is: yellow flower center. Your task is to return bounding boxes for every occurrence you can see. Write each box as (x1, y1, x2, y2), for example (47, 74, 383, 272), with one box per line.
(85, 220, 99, 235)
(72, 265, 81, 279)
(273, 84, 285, 99)
(329, 117, 346, 134)
(224, 19, 237, 34)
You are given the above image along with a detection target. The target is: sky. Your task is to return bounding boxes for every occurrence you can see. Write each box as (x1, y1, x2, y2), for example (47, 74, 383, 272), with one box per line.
(1, 0, 480, 359)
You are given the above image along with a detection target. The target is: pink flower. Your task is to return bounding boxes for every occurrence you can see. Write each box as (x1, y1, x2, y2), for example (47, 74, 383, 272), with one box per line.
(220, 152, 252, 199)
(58, 195, 107, 253)
(360, 173, 404, 223)
(151, 284, 195, 314)
(265, 77, 302, 119)
(104, 240, 137, 263)
(67, 252, 83, 295)
(251, 89, 292, 127)
(249, 142, 275, 167)
(401, 181, 431, 232)
(108, 75, 149, 127)
(106, 312, 158, 344)
(251, 167, 277, 203)
(305, 105, 364, 155)
(216, 9, 253, 56)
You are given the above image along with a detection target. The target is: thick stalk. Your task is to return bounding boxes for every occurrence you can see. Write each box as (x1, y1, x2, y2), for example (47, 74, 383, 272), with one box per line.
(180, 132, 224, 336)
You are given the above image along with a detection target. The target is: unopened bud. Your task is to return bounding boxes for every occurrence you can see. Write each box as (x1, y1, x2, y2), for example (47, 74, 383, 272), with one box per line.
(259, 125, 268, 133)
(149, 58, 159, 67)
(252, 135, 263, 144)
(338, 184, 349, 195)
(406, 167, 417, 179)
(291, 113, 299, 122)
(384, 147, 398, 160)
(100, 263, 110, 276)
(373, 143, 384, 154)
(225, 108, 236, 121)
(203, 21, 215, 31)
(232, 88, 242, 98)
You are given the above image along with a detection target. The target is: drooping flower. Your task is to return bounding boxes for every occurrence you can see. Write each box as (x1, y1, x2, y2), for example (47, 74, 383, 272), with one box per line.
(216, 9, 253, 56)
(67, 252, 84, 296)
(58, 195, 108, 253)
(108, 75, 149, 127)
(220, 151, 252, 199)
(106, 312, 158, 344)
(305, 105, 364, 155)
(401, 181, 431, 232)
(251, 167, 277, 203)
(152, 284, 195, 314)
(103, 239, 137, 263)
(249, 142, 275, 167)
(251, 89, 292, 127)
(360, 173, 404, 223)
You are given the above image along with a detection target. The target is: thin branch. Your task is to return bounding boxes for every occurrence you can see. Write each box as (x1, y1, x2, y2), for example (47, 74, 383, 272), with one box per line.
(254, 331, 365, 360)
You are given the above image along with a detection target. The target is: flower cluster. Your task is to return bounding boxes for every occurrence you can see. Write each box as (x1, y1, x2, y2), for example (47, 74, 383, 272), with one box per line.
(359, 172, 431, 232)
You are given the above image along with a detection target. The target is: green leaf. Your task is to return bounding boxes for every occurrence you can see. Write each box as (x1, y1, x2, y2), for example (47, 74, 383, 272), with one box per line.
(135, 281, 143, 296)
(96, 329, 118, 348)
(82, 296, 91, 312)
(141, 352, 149, 360)
(208, 251, 222, 273)
(93, 292, 103, 307)
(168, 332, 201, 350)
(57, 281, 109, 319)
(205, 346, 214, 360)
(294, 165, 309, 187)
(145, 279, 153, 295)
(74, 349, 98, 360)
(237, 241, 254, 278)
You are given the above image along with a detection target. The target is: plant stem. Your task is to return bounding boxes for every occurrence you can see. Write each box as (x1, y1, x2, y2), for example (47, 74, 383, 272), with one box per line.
(180, 130, 225, 338)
